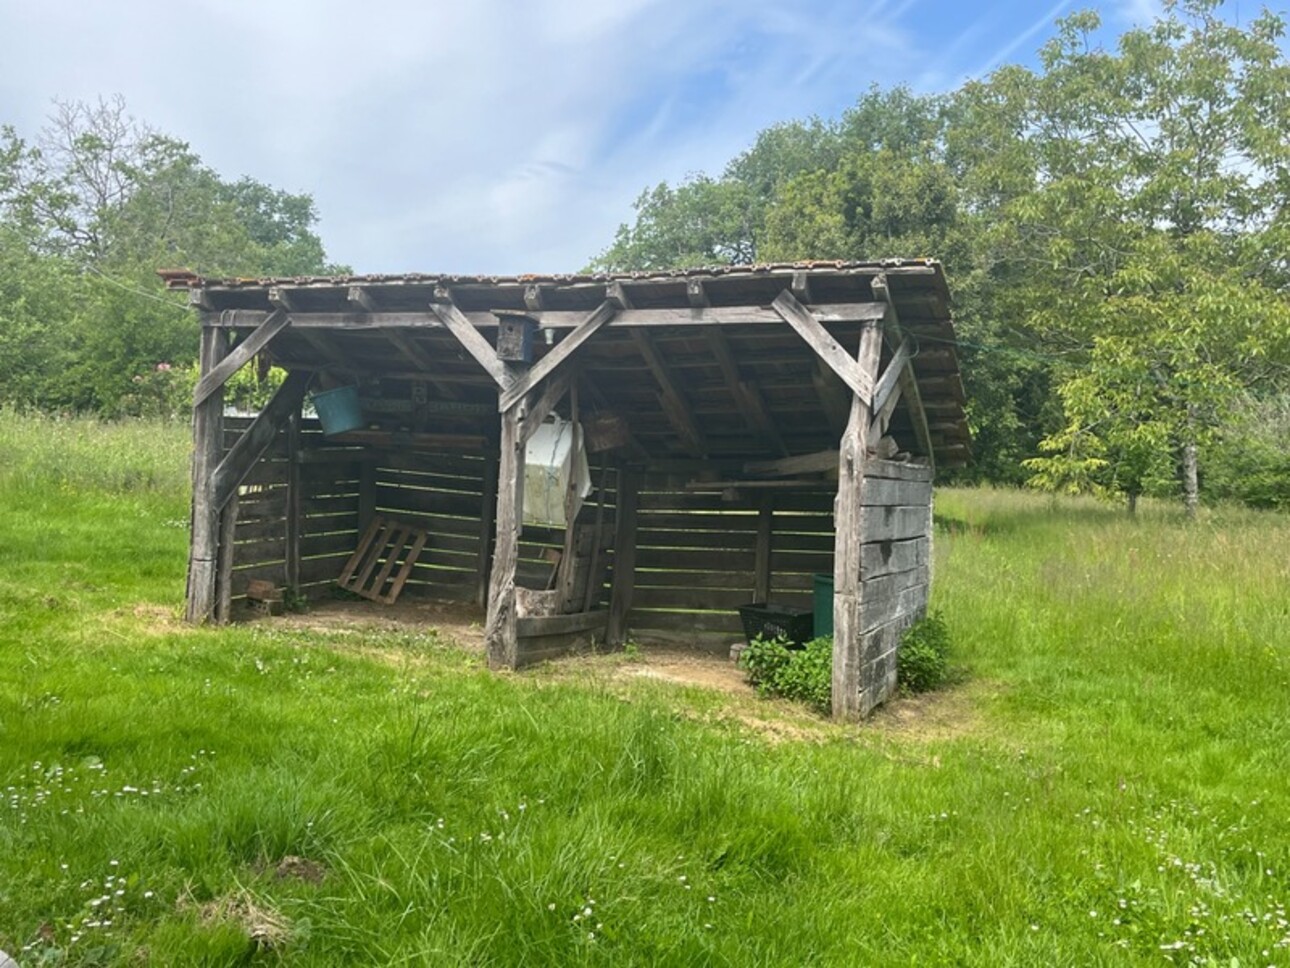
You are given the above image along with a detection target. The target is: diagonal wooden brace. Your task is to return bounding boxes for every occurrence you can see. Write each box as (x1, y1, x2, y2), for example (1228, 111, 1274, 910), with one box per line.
(193, 309, 290, 407)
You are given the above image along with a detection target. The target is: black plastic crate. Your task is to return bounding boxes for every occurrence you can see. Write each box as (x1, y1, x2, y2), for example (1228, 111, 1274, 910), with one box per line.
(738, 603, 815, 647)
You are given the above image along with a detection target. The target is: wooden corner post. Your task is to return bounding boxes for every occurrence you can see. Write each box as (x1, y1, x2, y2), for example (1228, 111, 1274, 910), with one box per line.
(831, 319, 884, 720)
(485, 401, 524, 669)
(186, 324, 229, 624)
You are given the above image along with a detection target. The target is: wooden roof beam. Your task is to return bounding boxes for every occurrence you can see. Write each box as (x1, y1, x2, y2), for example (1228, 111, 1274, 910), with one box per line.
(609, 281, 705, 459)
(211, 303, 888, 331)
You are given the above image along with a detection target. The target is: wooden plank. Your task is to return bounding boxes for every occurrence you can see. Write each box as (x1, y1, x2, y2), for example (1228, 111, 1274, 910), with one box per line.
(215, 302, 888, 332)
(518, 369, 572, 446)
(606, 469, 639, 646)
(485, 405, 523, 667)
(192, 309, 289, 407)
(431, 297, 514, 389)
(186, 326, 229, 624)
(860, 476, 933, 507)
(210, 371, 313, 513)
(339, 516, 383, 586)
(516, 610, 608, 638)
(862, 505, 933, 543)
(863, 458, 933, 482)
(626, 610, 742, 634)
(214, 497, 239, 624)
(831, 319, 883, 721)
(744, 449, 839, 478)
(632, 587, 753, 610)
(285, 409, 302, 589)
(754, 496, 772, 604)
(476, 454, 498, 607)
(772, 291, 874, 404)
(582, 462, 610, 613)
(383, 530, 429, 604)
(871, 337, 911, 416)
(498, 301, 618, 411)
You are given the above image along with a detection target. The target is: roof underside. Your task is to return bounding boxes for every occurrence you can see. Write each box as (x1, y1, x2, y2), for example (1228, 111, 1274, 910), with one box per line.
(165, 261, 970, 468)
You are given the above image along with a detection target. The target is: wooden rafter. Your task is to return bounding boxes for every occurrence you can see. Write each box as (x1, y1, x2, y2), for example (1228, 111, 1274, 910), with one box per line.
(632, 330, 706, 458)
(691, 278, 789, 458)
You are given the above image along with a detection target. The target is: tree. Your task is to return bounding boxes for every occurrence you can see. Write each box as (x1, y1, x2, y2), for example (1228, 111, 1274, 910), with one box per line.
(0, 96, 338, 414)
(1001, 1, 1290, 513)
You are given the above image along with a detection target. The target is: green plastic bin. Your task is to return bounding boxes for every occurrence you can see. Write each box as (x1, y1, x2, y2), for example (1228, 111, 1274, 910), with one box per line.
(813, 573, 834, 639)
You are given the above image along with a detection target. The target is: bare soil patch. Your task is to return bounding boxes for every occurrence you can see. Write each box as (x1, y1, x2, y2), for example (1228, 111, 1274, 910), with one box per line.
(275, 596, 486, 653)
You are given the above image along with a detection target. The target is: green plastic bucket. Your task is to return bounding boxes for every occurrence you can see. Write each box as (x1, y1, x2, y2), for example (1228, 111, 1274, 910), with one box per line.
(813, 573, 834, 639)
(311, 385, 364, 436)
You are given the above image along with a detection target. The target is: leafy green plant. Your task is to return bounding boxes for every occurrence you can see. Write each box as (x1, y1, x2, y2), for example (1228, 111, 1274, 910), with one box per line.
(897, 612, 952, 693)
(739, 634, 833, 714)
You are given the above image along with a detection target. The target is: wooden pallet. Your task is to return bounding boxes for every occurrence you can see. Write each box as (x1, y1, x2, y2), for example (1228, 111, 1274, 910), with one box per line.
(337, 515, 429, 604)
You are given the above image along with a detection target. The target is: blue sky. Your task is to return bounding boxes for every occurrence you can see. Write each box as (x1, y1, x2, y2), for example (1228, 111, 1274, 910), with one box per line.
(0, 0, 1183, 274)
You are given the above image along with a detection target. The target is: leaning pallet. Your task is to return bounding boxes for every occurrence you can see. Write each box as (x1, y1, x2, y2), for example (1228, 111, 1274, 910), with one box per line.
(337, 514, 429, 604)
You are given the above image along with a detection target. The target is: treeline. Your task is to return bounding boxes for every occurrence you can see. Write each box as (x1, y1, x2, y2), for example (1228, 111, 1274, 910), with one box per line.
(592, 1, 1290, 511)
(0, 96, 338, 416)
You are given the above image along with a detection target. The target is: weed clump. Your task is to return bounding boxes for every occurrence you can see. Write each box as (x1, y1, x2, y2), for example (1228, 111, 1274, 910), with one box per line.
(897, 612, 952, 693)
(739, 634, 832, 714)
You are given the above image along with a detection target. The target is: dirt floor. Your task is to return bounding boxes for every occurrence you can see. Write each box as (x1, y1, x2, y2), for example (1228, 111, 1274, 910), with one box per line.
(266, 595, 979, 742)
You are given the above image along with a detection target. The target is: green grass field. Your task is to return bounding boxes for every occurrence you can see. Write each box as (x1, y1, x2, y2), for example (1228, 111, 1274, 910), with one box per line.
(1, 411, 1287, 966)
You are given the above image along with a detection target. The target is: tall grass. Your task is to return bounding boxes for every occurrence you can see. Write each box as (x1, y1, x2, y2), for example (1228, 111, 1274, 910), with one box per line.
(0, 417, 1287, 965)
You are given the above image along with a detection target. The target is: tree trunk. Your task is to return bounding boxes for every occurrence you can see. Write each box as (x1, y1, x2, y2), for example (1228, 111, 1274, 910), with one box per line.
(1181, 439, 1199, 519)
(1127, 491, 1138, 517)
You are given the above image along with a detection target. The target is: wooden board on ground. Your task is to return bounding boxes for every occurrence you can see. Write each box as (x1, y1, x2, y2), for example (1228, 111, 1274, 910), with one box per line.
(337, 514, 430, 604)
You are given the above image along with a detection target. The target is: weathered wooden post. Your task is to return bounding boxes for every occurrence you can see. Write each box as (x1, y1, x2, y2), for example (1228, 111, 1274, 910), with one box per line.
(186, 325, 228, 624)
(831, 319, 884, 720)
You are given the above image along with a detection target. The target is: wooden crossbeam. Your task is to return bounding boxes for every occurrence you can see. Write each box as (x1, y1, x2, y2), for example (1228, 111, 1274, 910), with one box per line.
(192, 308, 289, 407)
(431, 292, 514, 389)
(211, 370, 313, 512)
(498, 300, 617, 412)
(212, 303, 888, 331)
(772, 290, 875, 404)
(744, 449, 839, 478)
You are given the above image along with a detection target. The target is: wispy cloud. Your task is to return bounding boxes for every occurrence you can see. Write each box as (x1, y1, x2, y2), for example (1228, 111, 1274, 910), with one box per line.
(963, 0, 1077, 80)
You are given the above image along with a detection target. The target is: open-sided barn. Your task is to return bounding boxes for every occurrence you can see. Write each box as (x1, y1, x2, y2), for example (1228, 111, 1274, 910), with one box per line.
(162, 261, 969, 719)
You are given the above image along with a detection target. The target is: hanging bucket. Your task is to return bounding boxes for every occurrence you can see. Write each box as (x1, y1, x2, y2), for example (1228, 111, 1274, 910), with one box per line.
(311, 385, 364, 435)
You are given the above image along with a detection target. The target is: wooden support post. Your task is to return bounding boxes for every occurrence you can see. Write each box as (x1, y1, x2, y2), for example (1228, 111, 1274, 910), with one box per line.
(606, 468, 639, 646)
(754, 495, 773, 604)
(582, 459, 610, 613)
(186, 325, 229, 624)
(214, 497, 239, 624)
(358, 461, 377, 531)
(832, 320, 884, 721)
(476, 454, 498, 607)
(285, 407, 302, 591)
(485, 403, 525, 668)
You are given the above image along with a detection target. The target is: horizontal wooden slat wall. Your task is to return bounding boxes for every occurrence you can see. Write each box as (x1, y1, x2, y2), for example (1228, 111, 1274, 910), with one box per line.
(856, 460, 934, 709)
(627, 476, 834, 637)
(370, 450, 489, 600)
(225, 416, 365, 603)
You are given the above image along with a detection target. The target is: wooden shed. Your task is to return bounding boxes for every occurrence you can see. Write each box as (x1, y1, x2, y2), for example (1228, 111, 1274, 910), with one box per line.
(163, 261, 970, 719)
